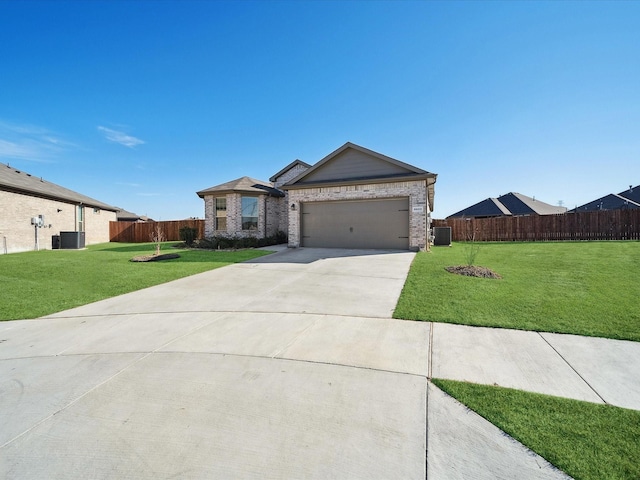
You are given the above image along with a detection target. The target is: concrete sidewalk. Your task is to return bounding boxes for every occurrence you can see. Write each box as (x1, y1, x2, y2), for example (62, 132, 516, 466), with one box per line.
(1, 247, 637, 479)
(432, 322, 640, 411)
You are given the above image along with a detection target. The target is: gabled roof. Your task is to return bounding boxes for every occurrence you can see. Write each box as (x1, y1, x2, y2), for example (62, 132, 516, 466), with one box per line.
(282, 142, 437, 207)
(447, 192, 566, 219)
(499, 192, 567, 216)
(115, 208, 153, 222)
(269, 159, 311, 183)
(284, 142, 434, 185)
(618, 185, 640, 204)
(0, 162, 118, 211)
(571, 193, 640, 212)
(447, 197, 512, 219)
(196, 176, 284, 198)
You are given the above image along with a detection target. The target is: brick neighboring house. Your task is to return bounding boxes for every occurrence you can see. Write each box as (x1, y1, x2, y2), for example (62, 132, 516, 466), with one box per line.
(447, 192, 567, 219)
(0, 162, 118, 254)
(197, 142, 437, 251)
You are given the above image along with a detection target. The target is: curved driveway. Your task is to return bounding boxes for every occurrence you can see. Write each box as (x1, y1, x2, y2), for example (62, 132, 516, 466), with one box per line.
(1, 247, 638, 478)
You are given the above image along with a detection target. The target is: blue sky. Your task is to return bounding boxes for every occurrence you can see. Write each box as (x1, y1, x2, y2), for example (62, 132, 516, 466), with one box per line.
(1, 0, 638, 220)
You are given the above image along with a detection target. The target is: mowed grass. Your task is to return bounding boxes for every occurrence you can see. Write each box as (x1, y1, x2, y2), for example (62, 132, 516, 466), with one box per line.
(432, 379, 640, 480)
(394, 241, 640, 341)
(0, 242, 271, 320)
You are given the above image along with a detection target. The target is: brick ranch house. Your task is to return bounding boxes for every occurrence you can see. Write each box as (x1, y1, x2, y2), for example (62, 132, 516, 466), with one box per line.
(0, 162, 118, 254)
(197, 142, 437, 251)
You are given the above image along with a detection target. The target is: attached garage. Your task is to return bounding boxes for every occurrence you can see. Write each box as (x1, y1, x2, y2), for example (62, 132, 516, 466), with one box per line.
(301, 198, 409, 249)
(282, 142, 437, 251)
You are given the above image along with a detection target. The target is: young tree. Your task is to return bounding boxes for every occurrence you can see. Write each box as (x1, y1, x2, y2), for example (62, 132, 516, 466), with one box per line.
(150, 223, 165, 256)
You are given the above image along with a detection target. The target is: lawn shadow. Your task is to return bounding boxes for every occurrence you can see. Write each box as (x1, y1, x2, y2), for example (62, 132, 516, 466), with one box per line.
(242, 247, 412, 265)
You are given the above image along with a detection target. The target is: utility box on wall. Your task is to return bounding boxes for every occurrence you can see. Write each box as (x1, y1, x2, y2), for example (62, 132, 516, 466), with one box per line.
(60, 231, 85, 249)
(433, 227, 452, 246)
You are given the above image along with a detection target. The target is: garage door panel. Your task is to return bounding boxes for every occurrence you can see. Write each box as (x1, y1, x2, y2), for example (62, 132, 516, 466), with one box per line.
(301, 198, 409, 249)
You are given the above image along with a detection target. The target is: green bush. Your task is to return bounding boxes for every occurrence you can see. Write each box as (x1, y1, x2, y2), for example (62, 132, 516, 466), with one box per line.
(179, 226, 198, 246)
(195, 231, 287, 250)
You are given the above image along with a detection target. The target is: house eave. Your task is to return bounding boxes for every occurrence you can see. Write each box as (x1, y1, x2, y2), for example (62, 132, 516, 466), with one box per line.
(196, 187, 285, 199)
(269, 159, 312, 183)
(0, 185, 119, 212)
(281, 173, 436, 191)
(284, 142, 432, 186)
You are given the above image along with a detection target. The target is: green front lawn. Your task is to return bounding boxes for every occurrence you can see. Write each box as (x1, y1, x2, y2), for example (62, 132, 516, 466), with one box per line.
(400, 242, 640, 479)
(394, 241, 640, 341)
(0, 242, 271, 320)
(433, 379, 640, 480)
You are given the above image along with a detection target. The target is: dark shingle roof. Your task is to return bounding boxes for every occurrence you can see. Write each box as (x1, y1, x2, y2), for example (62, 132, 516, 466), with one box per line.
(0, 162, 118, 211)
(447, 192, 566, 219)
(571, 193, 640, 212)
(447, 198, 511, 218)
(618, 185, 640, 204)
(115, 208, 153, 221)
(500, 192, 567, 216)
(196, 176, 284, 198)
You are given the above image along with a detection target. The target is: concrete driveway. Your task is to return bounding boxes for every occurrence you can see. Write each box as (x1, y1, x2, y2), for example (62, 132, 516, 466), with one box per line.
(1, 248, 429, 479)
(2, 246, 637, 479)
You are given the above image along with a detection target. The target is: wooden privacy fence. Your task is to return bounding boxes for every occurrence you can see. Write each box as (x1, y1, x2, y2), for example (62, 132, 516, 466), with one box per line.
(110, 219, 205, 243)
(433, 210, 640, 242)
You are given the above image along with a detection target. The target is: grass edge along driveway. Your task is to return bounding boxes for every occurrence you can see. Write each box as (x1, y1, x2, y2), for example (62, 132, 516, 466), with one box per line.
(397, 241, 640, 479)
(394, 241, 640, 342)
(0, 242, 272, 321)
(433, 379, 640, 480)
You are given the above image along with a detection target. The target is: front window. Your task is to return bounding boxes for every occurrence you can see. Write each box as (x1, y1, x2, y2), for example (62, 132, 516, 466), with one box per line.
(215, 197, 227, 231)
(241, 197, 258, 230)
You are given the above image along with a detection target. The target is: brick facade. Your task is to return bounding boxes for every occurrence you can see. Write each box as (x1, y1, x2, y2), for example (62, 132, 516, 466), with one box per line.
(0, 190, 116, 254)
(203, 193, 283, 239)
(286, 180, 431, 251)
(198, 144, 435, 250)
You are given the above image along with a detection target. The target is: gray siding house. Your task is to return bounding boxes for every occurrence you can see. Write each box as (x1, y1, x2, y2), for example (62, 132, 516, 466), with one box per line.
(1, 163, 118, 254)
(197, 142, 437, 251)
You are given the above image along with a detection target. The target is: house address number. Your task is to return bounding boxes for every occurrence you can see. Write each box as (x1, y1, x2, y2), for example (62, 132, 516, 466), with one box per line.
(412, 206, 425, 213)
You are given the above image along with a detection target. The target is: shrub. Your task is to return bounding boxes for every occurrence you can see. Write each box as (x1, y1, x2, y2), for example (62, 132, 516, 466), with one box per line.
(179, 226, 198, 246)
(194, 231, 287, 250)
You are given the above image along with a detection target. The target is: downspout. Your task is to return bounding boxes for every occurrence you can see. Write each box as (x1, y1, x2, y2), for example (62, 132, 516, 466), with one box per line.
(427, 177, 437, 251)
(263, 194, 267, 239)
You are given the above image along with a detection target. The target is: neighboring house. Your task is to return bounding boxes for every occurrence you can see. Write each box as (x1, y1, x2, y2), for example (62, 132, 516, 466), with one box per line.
(619, 185, 640, 204)
(115, 208, 154, 222)
(570, 185, 640, 212)
(0, 162, 118, 254)
(197, 142, 437, 251)
(447, 192, 567, 219)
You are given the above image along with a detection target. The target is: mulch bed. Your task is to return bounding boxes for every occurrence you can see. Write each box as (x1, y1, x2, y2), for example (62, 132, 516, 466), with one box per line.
(445, 265, 502, 279)
(130, 253, 181, 262)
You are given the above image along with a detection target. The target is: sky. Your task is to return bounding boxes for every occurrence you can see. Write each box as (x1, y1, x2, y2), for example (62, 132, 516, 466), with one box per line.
(1, 0, 638, 220)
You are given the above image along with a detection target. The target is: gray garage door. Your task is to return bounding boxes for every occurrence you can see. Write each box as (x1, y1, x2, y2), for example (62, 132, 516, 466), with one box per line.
(301, 198, 410, 249)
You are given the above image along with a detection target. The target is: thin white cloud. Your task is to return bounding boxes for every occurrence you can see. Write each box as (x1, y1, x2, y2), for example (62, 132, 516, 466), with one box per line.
(117, 182, 142, 188)
(0, 139, 39, 159)
(0, 120, 49, 136)
(98, 126, 145, 148)
(0, 120, 72, 162)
